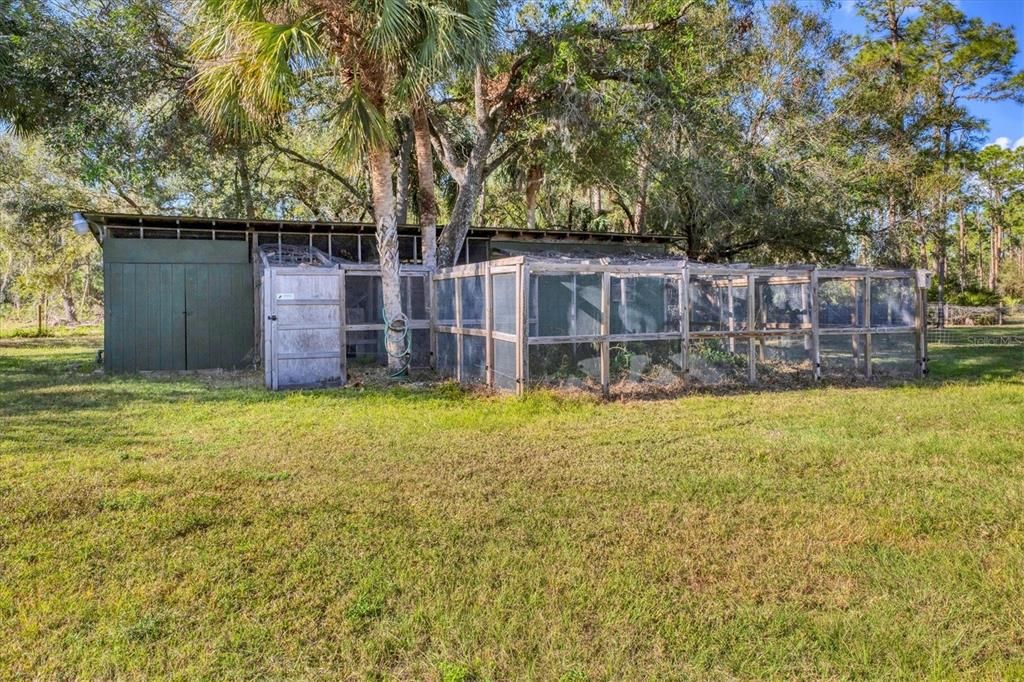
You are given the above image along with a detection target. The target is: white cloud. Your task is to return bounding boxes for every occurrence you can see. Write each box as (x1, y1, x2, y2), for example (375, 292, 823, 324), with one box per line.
(990, 136, 1011, 150)
(841, 0, 856, 14)
(1013, 137, 1024, 150)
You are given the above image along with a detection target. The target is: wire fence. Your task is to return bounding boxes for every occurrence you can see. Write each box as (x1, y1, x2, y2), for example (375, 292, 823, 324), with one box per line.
(434, 257, 929, 395)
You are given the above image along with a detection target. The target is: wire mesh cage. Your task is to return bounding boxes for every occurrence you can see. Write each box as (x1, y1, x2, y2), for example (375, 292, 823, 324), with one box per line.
(259, 246, 432, 389)
(432, 257, 927, 395)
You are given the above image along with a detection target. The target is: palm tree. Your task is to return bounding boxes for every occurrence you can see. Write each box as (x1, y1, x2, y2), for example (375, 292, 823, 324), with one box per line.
(189, 0, 492, 372)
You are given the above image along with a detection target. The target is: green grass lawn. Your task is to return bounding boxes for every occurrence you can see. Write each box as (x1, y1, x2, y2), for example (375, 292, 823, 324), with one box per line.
(1, 331, 1022, 678)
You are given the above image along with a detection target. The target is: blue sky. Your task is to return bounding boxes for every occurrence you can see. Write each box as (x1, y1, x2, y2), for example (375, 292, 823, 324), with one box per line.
(825, 0, 1024, 149)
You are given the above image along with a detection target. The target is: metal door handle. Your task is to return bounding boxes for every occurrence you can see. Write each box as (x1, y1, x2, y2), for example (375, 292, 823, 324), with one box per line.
(267, 315, 277, 321)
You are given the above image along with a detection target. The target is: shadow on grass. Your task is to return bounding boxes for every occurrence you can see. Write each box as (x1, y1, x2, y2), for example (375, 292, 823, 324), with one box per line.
(927, 343, 1024, 383)
(0, 340, 479, 428)
(2, 334, 1020, 423)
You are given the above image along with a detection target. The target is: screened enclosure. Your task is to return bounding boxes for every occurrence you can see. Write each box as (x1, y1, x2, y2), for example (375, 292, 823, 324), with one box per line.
(259, 245, 431, 389)
(433, 256, 928, 395)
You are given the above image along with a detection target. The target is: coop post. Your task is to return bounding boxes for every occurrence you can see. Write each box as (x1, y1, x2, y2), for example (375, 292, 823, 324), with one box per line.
(429, 272, 437, 370)
(747, 276, 756, 384)
(515, 262, 528, 396)
(680, 262, 690, 375)
(810, 268, 821, 381)
(263, 265, 273, 388)
(338, 266, 347, 385)
(800, 279, 810, 352)
(269, 268, 278, 390)
(484, 263, 494, 388)
(455, 272, 463, 383)
(251, 232, 261, 369)
(727, 279, 736, 353)
(863, 275, 872, 380)
(600, 271, 611, 396)
(915, 270, 928, 378)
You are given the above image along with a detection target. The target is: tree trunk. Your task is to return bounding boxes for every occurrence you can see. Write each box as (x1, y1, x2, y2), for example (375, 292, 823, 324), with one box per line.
(917, 212, 927, 270)
(366, 145, 405, 373)
(0, 250, 12, 304)
(236, 147, 256, 219)
(634, 156, 650, 235)
(395, 118, 413, 225)
(977, 229, 984, 286)
(411, 104, 437, 270)
(438, 126, 493, 268)
(989, 221, 999, 291)
(957, 203, 966, 291)
(79, 264, 93, 320)
(525, 164, 544, 230)
(935, 126, 949, 327)
(936, 243, 946, 328)
(62, 291, 78, 324)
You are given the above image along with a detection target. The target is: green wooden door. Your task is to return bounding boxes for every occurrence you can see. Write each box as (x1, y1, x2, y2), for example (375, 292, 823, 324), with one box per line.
(104, 262, 187, 371)
(183, 262, 253, 369)
(103, 238, 253, 372)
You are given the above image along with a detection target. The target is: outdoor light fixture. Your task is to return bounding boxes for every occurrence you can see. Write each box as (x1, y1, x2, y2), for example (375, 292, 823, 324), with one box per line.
(71, 212, 90, 236)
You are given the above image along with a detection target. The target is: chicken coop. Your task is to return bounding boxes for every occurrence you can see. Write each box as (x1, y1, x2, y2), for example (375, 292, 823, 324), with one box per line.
(258, 244, 432, 389)
(433, 256, 929, 395)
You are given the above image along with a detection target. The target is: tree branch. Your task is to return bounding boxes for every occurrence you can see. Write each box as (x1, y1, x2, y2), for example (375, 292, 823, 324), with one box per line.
(483, 141, 524, 179)
(428, 115, 467, 185)
(109, 182, 144, 214)
(599, 0, 699, 35)
(268, 138, 371, 212)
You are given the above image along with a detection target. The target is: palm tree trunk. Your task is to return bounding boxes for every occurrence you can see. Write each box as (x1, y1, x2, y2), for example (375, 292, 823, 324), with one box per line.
(236, 147, 256, 219)
(367, 145, 405, 373)
(411, 104, 437, 270)
(395, 118, 413, 225)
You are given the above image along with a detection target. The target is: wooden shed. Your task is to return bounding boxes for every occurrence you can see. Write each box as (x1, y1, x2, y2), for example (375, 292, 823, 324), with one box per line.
(80, 213, 677, 373)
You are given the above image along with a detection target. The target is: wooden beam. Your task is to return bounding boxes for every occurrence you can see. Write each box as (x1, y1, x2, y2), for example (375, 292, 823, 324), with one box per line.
(338, 270, 347, 385)
(485, 265, 494, 388)
(864, 275, 872, 380)
(747, 276, 756, 384)
(600, 271, 611, 396)
(810, 268, 821, 381)
(515, 263, 528, 395)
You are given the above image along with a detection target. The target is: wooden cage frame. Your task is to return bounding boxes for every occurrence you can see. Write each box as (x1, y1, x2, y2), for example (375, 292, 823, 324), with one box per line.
(433, 257, 929, 395)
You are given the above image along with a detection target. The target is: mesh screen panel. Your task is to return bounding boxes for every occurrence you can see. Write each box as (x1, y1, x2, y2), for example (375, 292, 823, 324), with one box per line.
(436, 279, 456, 325)
(528, 342, 602, 388)
(870, 278, 916, 328)
(818, 278, 865, 328)
(611, 276, 680, 334)
(460, 275, 485, 329)
(755, 277, 810, 330)
(529, 274, 602, 337)
(461, 335, 486, 383)
(436, 332, 457, 378)
(493, 339, 517, 390)
(492, 273, 517, 334)
(610, 340, 684, 384)
(689, 275, 749, 332)
(871, 332, 917, 377)
(686, 339, 749, 385)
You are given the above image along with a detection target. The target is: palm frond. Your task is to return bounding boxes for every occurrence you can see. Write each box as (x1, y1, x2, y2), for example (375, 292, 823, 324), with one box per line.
(188, 0, 324, 142)
(331, 83, 395, 165)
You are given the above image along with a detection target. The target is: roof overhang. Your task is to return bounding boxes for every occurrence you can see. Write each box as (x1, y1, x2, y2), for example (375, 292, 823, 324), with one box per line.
(79, 212, 681, 247)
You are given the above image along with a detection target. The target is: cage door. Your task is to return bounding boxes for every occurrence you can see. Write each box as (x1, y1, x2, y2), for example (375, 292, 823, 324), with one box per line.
(265, 268, 345, 389)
